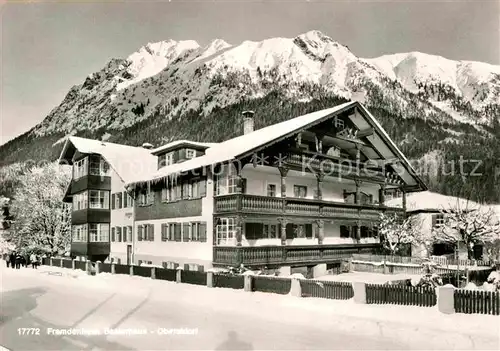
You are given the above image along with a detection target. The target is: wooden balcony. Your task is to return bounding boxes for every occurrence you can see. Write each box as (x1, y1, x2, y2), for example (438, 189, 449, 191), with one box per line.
(213, 243, 381, 267)
(214, 194, 402, 221)
(283, 150, 402, 186)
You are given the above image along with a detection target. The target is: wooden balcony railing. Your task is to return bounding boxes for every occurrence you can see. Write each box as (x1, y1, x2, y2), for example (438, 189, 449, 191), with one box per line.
(213, 243, 381, 267)
(214, 194, 402, 220)
(283, 150, 403, 186)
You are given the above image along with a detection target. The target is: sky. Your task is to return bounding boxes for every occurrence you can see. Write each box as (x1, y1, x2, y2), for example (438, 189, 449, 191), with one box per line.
(1, 0, 499, 146)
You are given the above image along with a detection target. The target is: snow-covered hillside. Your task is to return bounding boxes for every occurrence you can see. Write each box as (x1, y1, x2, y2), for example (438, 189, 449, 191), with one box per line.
(31, 30, 500, 136)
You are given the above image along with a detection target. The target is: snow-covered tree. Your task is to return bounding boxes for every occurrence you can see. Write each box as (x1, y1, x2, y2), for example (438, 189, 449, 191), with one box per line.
(431, 202, 500, 260)
(378, 212, 422, 256)
(4, 163, 71, 256)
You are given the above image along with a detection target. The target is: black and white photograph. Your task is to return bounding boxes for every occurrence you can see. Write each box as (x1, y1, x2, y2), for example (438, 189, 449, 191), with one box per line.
(0, 0, 499, 350)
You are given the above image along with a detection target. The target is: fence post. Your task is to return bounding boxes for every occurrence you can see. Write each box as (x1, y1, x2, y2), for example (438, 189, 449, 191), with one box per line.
(111, 262, 116, 274)
(129, 264, 134, 276)
(353, 282, 366, 304)
(86, 260, 91, 275)
(72, 259, 76, 270)
(244, 274, 252, 292)
(176, 267, 182, 283)
(95, 261, 101, 275)
(207, 271, 214, 288)
(438, 285, 455, 314)
(151, 267, 156, 279)
(50, 257, 53, 266)
(290, 277, 302, 297)
(60, 259, 64, 268)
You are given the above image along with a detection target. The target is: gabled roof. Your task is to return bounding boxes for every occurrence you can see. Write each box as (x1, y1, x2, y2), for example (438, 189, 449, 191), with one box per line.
(386, 191, 482, 213)
(58, 136, 157, 184)
(150, 140, 217, 155)
(125, 101, 427, 191)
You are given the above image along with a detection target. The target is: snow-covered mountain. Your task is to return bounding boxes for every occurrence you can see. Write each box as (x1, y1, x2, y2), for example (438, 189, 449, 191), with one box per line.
(31, 30, 500, 136)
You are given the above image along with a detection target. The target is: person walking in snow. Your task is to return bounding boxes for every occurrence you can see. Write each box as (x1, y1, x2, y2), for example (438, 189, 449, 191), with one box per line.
(30, 253, 38, 269)
(10, 252, 16, 269)
(6, 253, 11, 268)
(15, 253, 22, 269)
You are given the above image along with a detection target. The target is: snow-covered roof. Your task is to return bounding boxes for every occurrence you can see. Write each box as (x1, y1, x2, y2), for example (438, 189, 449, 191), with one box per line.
(150, 140, 217, 155)
(386, 191, 482, 213)
(126, 101, 426, 190)
(58, 136, 157, 184)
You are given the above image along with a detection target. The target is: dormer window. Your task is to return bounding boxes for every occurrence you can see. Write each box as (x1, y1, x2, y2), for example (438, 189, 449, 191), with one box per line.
(334, 117, 345, 130)
(89, 156, 110, 176)
(186, 149, 196, 159)
(158, 152, 174, 169)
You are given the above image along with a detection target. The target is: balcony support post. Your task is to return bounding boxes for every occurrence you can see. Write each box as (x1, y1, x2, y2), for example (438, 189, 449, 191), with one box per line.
(315, 133, 325, 154)
(278, 217, 288, 245)
(355, 144, 362, 178)
(316, 174, 324, 200)
(356, 221, 361, 243)
(379, 183, 386, 207)
(355, 179, 362, 205)
(316, 219, 324, 245)
(235, 216, 243, 247)
(402, 188, 407, 218)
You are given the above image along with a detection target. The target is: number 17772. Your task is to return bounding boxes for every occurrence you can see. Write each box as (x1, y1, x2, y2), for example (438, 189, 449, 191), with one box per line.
(17, 328, 41, 335)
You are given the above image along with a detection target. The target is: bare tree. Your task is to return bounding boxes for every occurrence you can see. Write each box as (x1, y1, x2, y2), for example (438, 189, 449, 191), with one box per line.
(4, 163, 72, 255)
(379, 212, 423, 256)
(432, 201, 500, 260)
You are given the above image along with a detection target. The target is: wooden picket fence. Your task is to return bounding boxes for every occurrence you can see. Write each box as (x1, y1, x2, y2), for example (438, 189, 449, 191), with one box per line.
(300, 280, 353, 300)
(155, 268, 177, 282)
(252, 276, 291, 295)
(454, 289, 500, 315)
(181, 270, 207, 286)
(213, 274, 245, 290)
(366, 284, 437, 307)
(133, 265, 152, 278)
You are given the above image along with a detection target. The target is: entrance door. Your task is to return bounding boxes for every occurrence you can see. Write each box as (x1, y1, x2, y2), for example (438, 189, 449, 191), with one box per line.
(126, 245, 132, 265)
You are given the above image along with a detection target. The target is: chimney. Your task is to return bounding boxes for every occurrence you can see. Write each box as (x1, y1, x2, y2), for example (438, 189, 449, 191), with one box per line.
(242, 110, 255, 135)
(142, 142, 154, 150)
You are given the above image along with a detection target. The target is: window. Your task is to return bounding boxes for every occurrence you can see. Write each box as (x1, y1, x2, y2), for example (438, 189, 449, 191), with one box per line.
(89, 190, 109, 209)
(215, 164, 238, 195)
(127, 194, 134, 207)
(185, 263, 204, 272)
(161, 188, 170, 202)
(115, 192, 123, 209)
(158, 152, 174, 169)
(174, 223, 182, 242)
(138, 189, 154, 206)
(138, 224, 154, 241)
(116, 227, 122, 242)
(72, 224, 88, 242)
(127, 226, 133, 242)
(334, 117, 345, 130)
(293, 185, 307, 198)
(191, 222, 200, 241)
(216, 218, 236, 245)
(182, 183, 190, 200)
(88, 224, 109, 242)
(163, 261, 178, 269)
(89, 156, 110, 176)
(73, 157, 88, 179)
(267, 184, 277, 197)
(186, 149, 196, 159)
(433, 214, 445, 227)
(72, 191, 88, 210)
(263, 224, 278, 239)
(161, 224, 169, 242)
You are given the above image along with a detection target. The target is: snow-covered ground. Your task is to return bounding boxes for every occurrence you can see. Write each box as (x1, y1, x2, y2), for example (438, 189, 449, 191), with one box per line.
(1, 264, 498, 351)
(315, 272, 420, 284)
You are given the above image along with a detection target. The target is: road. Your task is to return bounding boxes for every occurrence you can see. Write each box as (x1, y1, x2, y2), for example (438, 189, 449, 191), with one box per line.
(0, 265, 498, 350)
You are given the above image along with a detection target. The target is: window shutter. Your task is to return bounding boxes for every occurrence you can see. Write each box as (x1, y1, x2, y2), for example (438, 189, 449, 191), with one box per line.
(150, 224, 155, 241)
(175, 224, 182, 242)
(197, 265, 204, 272)
(183, 263, 189, 271)
(199, 179, 206, 197)
(111, 194, 116, 209)
(138, 225, 143, 241)
(432, 215, 437, 227)
(182, 223, 190, 242)
(122, 227, 127, 242)
(199, 222, 207, 242)
(111, 227, 115, 242)
(123, 192, 128, 207)
(128, 226, 133, 242)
